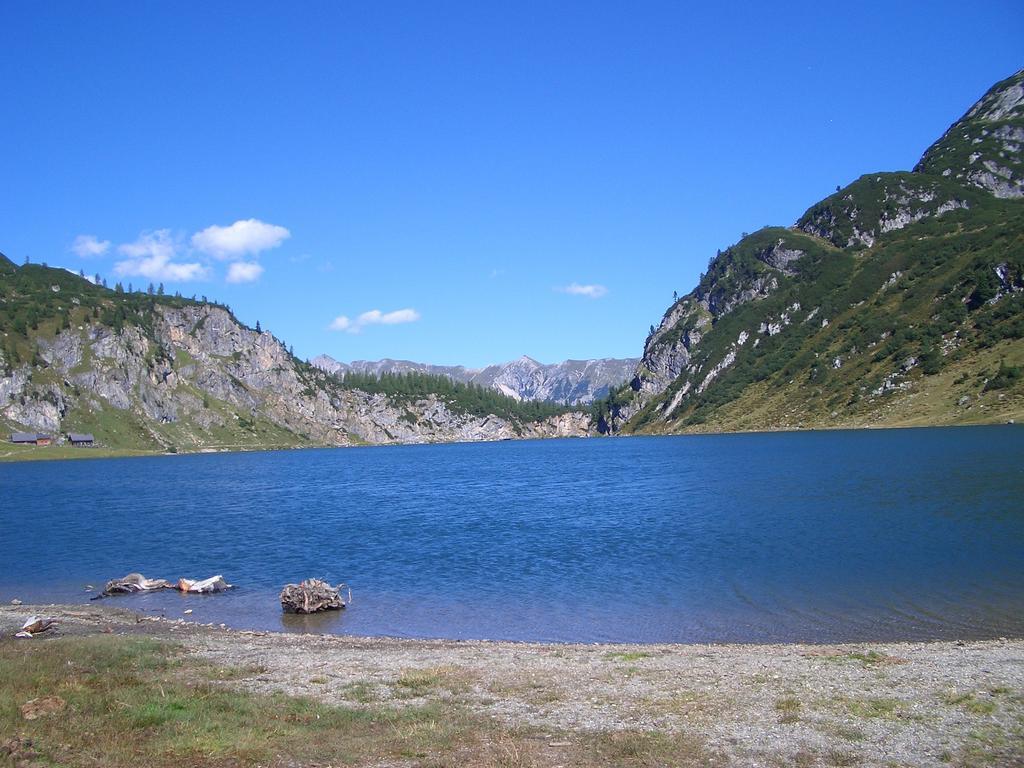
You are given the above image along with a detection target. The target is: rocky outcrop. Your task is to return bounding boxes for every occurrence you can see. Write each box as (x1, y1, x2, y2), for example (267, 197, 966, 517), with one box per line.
(312, 354, 638, 405)
(915, 68, 1024, 198)
(1, 302, 593, 450)
(797, 173, 975, 248)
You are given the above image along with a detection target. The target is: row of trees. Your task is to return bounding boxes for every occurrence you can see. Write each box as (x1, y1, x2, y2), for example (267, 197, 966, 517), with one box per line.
(336, 370, 575, 423)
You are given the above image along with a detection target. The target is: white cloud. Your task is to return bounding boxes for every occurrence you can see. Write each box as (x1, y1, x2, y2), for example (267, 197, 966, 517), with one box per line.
(70, 234, 110, 257)
(191, 219, 290, 260)
(328, 308, 421, 334)
(60, 267, 98, 284)
(114, 230, 208, 282)
(226, 261, 265, 283)
(559, 282, 608, 299)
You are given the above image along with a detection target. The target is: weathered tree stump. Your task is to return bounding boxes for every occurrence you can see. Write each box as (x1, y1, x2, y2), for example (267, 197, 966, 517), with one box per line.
(279, 579, 350, 614)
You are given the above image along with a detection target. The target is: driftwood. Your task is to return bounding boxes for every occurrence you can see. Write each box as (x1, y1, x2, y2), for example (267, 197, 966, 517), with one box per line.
(101, 573, 172, 595)
(176, 575, 232, 594)
(279, 579, 350, 614)
(15, 616, 56, 638)
(96, 572, 233, 598)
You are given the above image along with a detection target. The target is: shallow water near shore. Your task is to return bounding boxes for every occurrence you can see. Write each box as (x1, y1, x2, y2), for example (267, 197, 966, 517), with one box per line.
(2, 425, 1022, 643)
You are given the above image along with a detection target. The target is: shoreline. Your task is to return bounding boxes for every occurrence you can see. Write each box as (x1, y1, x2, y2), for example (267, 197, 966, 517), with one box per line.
(0, 417, 1019, 464)
(3, 603, 1022, 767)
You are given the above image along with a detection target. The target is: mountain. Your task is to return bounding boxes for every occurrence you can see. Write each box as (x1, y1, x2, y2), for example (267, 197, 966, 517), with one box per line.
(0, 263, 589, 453)
(311, 354, 638, 405)
(599, 69, 1024, 434)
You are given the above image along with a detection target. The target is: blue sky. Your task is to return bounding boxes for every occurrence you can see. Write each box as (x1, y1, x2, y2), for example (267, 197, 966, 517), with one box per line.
(1, 3, 1020, 367)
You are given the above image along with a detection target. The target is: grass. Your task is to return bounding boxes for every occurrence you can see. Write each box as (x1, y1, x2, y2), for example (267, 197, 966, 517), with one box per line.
(943, 690, 998, 715)
(822, 650, 907, 667)
(0, 634, 733, 767)
(775, 695, 802, 723)
(393, 665, 474, 698)
(846, 697, 905, 719)
(583, 730, 723, 768)
(605, 651, 653, 662)
(0, 636, 496, 767)
(0, 443, 160, 462)
(488, 677, 563, 706)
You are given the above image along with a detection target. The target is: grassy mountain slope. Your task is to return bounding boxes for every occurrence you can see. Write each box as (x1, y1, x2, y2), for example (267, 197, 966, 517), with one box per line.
(599, 69, 1024, 434)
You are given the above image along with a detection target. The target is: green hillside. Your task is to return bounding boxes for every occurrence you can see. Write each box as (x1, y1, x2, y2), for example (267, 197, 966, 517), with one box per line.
(0, 257, 585, 458)
(597, 69, 1024, 434)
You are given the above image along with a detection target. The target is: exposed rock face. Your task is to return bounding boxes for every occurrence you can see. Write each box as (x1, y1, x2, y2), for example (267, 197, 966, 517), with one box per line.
(915, 68, 1024, 198)
(797, 173, 975, 248)
(311, 354, 638, 405)
(1, 303, 592, 449)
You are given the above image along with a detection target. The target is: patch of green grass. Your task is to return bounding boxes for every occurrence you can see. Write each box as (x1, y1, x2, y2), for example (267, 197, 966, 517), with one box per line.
(0, 635, 514, 767)
(605, 650, 654, 662)
(394, 665, 473, 698)
(825, 748, 861, 767)
(775, 695, 802, 723)
(342, 680, 380, 703)
(949, 724, 1023, 767)
(846, 697, 904, 719)
(582, 729, 722, 767)
(846, 651, 896, 665)
(943, 690, 997, 715)
(201, 662, 268, 681)
(834, 725, 866, 742)
(488, 677, 562, 706)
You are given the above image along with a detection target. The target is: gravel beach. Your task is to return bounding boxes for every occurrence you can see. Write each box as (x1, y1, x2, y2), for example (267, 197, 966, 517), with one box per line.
(2, 604, 1022, 767)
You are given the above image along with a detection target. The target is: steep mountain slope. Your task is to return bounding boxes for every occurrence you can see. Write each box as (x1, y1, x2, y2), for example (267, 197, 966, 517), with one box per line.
(914, 68, 1024, 198)
(312, 354, 638, 404)
(599, 69, 1024, 434)
(0, 261, 589, 453)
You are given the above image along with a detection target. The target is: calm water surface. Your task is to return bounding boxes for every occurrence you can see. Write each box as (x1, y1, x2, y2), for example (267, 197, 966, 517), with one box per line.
(2, 426, 1022, 643)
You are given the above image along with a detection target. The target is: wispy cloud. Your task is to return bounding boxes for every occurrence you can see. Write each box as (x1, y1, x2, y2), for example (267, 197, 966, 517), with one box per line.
(226, 261, 264, 283)
(191, 219, 290, 260)
(70, 234, 110, 257)
(114, 230, 208, 282)
(559, 282, 608, 299)
(329, 308, 421, 334)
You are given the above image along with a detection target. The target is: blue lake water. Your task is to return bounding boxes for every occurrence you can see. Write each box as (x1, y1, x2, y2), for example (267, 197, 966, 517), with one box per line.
(1, 426, 1023, 643)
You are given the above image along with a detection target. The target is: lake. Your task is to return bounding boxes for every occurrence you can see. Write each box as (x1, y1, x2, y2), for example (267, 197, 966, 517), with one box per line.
(1, 426, 1022, 643)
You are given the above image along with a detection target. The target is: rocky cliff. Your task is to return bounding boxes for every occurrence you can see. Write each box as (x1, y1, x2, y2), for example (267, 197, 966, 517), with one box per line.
(0, 265, 591, 451)
(311, 354, 638, 405)
(601, 68, 1024, 434)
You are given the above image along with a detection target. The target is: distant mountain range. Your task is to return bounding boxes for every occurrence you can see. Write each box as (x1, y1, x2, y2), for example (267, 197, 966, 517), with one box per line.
(311, 354, 639, 405)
